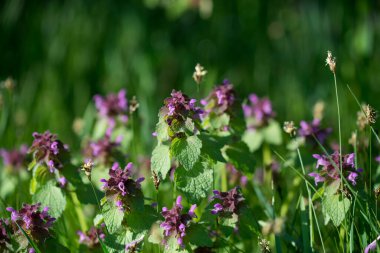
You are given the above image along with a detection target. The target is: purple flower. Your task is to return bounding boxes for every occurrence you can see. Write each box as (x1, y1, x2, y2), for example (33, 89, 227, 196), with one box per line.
(0, 219, 10, 248)
(243, 94, 275, 129)
(160, 196, 197, 247)
(29, 131, 68, 173)
(309, 152, 362, 185)
(0, 145, 28, 170)
(162, 90, 203, 126)
(211, 187, 244, 216)
(202, 80, 236, 115)
(100, 162, 144, 210)
(6, 203, 55, 242)
(84, 128, 122, 163)
(77, 225, 106, 248)
(365, 235, 380, 253)
(94, 89, 129, 126)
(298, 119, 331, 145)
(58, 177, 67, 188)
(308, 172, 326, 185)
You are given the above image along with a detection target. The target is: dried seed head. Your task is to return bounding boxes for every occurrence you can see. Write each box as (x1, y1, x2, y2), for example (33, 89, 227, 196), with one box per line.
(313, 101, 325, 120)
(364, 104, 377, 125)
(258, 237, 271, 253)
(1, 77, 15, 90)
(357, 104, 377, 130)
(374, 186, 380, 199)
(81, 159, 94, 179)
(72, 118, 84, 135)
(283, 121, 297, 137)
(152, 171, 160, 190)
(348, 132, 357, 146)
(192, 63, 207, 84)
(129, 96, 139, 114)
(325, 50, 336, 73)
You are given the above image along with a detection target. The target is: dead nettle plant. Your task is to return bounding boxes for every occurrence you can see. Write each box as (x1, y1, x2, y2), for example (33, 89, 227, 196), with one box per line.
(0, 53, 379, 253)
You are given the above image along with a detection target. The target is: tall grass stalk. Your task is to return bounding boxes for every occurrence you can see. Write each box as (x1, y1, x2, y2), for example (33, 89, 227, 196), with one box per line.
(296, 147, 313, 250)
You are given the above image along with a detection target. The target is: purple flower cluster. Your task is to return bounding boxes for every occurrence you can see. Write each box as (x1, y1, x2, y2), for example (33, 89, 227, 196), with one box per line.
(6, 203, 56, 242)
(298, 119, 331, 145)
(160, 196, 197, 247)
(0, 145, 28, 170)
(211, 187, 244, 216)
(29, 131, 68, 173)
(162, 90, 203, 126)
(94, 89, 129, 127)
(100, 162, 144, 210)
(309, 152, 362, 185)
(243, 94, 275, 129)
(77, 225, 106, 248)
(0, 219, 10, 248)
(84, 129, 122, 163)
(201, 80, 236, 114)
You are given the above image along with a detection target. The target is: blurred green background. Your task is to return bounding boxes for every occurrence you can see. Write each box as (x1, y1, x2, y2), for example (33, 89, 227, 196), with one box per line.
(1, 0, 379, 150)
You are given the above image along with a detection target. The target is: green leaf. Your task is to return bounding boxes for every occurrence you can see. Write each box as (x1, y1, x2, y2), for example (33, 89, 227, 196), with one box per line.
(312, 185, 325, 201)
(183, 117, 195, 133)
(93, 214, 104, 226)
(30, 164, 53, 194)
(325, 179, 341, 196)
(175, 161, 213, 202)
(32, 180, 66, 218)
(242, 129, 264, 152)
(238, 207, 259, 239)
(322, 195, 351, 226)
(209, 113, 230, 129)
(155, 113, 169, 142)
(166, 236, 191, 253)
(105, 228, 145, 253)
(219, 214, 238, 237)
(263, 120, 282, 145)
(151, 144, 171, 180)
(223, 141, 255, 173)
(102, 201, 124, 233)
(125, 205, 158, 232)
(171, 135, 202, 171)
(0, 170, 17, 198)
(93, 118, 108, 139)
(28, 159, 37, 171)
(199, 133, 228, 163)
(186, 223, 213, 247)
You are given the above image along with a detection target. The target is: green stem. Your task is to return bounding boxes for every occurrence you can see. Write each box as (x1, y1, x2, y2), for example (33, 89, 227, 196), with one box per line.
(69, 192, 88, 231)
(90, 180, 102, 213)
(333, 74, 343, 178)
(221, 164, 227, 192)
(15, 222, 42, 253)
(296, 148, 313, 251)
(368, 127, 372, 197)
(333, 72, 348, 245)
